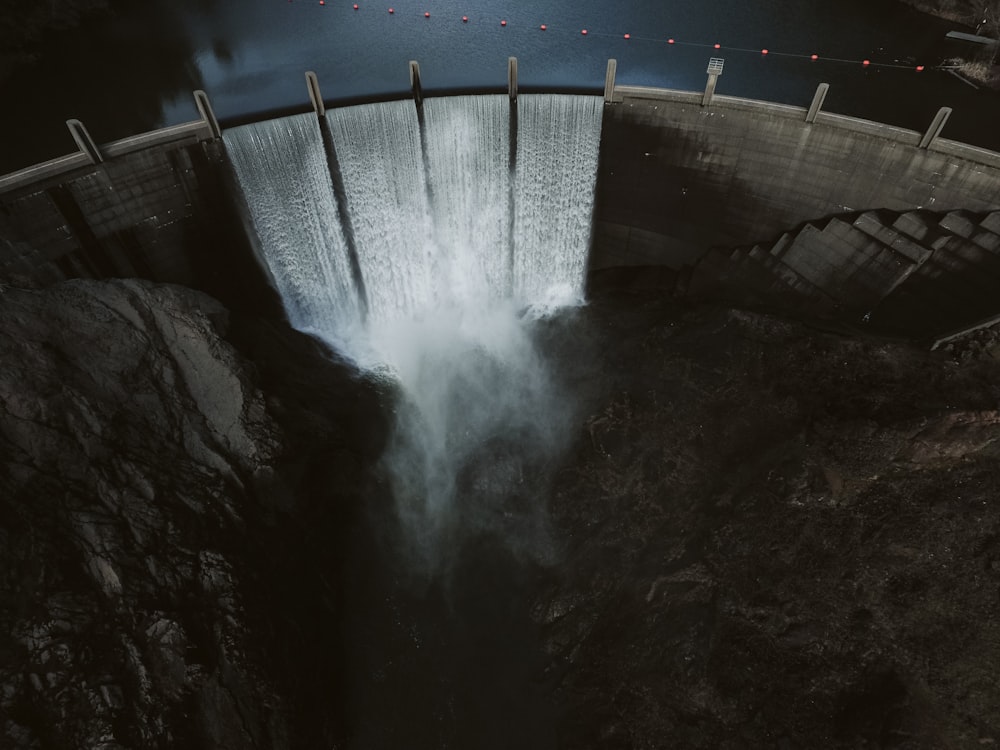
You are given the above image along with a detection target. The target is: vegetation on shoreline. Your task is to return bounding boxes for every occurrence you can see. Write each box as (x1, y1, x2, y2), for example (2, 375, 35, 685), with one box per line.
(900, 0, 998, 30)
(900, 0, 1000, 89)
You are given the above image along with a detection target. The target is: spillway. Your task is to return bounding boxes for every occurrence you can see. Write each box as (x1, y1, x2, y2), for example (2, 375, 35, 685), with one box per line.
(224, 94, 602, 340)
(223, 113, 362, 335)
(225, 94, 602, 569)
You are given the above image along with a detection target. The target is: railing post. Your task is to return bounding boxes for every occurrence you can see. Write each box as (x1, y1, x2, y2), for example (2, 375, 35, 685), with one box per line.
(508, 57, 518, 101)
(702, 58, 725, 106)
(306, 71, 325, 117)
(919, 106, 952, 149)
(805, 83, 829, 123)
(409, 60, 423, 109)
(66, 119, 103, 164)
(194, 90, 221, 139)
(604, 59, 617, 104)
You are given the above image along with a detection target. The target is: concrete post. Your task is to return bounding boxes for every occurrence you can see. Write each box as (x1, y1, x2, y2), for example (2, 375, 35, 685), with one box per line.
(919, 107, 952, 149)
(702, 58, 724, 107)
(508, 57, 518, 101)
(702, 75, 719, 106)
(805, 83, 829, 124)
(604, 59, 617, 104)
(194, 90, 221, 139)
(409, 60, 423, 109)
(66, 119, 103, 164)
(306, 71, 325, 117)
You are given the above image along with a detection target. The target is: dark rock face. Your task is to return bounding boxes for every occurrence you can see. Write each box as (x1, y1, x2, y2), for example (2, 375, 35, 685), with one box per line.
(0, 279, 380, 748)
(4, 277, 1000, 749)
(539, 293, 1000, 749)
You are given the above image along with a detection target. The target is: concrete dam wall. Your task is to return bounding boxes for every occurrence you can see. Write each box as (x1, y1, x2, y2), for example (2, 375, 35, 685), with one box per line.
(592, 84, 1000, 271)
(2, 68, 1000, 331)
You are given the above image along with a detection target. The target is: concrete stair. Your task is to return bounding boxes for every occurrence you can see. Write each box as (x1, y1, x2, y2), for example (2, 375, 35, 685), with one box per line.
(982, 211, 1000, 235)
(686, 207, 1000, 337)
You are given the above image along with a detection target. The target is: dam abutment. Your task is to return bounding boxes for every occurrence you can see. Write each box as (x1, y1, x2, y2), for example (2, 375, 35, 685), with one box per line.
(591, 85, 1000, 272)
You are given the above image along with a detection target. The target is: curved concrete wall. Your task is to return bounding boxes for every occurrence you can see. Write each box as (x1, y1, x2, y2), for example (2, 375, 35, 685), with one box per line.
(592, 86, 1000, 270)
(3, 78, 1000, 300)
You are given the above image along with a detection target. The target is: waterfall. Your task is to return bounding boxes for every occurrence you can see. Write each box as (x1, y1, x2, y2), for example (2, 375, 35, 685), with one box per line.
(222, 113, 363, 337)
(326, 100, 434, 323)
(422, 96, 512, 301)
(514, 95, 603, 306)
(226, 94, 603, 568)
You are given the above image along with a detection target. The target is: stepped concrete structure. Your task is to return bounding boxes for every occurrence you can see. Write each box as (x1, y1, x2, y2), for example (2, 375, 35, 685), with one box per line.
(685, 208, 1000, 338)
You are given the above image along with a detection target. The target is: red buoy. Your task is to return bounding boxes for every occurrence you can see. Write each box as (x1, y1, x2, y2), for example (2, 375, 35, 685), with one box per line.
(388, 7, 393, 12)
(624, 33, 631, 40)
(862, 59, 870, 66)
(581, 29, 588, 35)
(462, 15, 468, 22)
(319, 1, 325, 6)
(667, 38, 675, 44)
(714, 43, 721, 49)
(352, 3, 358, 8)
(424, 11, 430, 17)
(540, 24, 547, 30)
(761, 48, 768, 55)
(500, 19, 507, 26)
(916, 64, 925, 71)
(810, 53, 818, 60)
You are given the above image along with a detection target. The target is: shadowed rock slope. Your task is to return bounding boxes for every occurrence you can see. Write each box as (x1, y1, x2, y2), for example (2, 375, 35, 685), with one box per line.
(4, 275, 1000, 748)
(538, 292, 1000, 748)
(0, 278, 382, 749)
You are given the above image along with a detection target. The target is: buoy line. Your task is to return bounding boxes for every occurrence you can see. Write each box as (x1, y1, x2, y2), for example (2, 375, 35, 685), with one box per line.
(302, 2, 935, 72)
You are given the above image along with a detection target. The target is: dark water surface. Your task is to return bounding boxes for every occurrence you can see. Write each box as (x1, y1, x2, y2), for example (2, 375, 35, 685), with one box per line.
(1, 0, 999, 173)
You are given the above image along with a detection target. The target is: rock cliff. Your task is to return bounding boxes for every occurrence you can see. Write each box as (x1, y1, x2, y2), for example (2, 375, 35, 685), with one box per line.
(0, 278, 381, 748)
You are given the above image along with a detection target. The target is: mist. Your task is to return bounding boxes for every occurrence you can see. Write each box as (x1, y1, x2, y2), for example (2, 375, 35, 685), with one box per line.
(224, 93, 602, 579)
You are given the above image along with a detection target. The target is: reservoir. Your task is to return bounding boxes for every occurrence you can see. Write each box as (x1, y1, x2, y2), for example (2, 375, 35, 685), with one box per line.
(1, 0, 999, 174)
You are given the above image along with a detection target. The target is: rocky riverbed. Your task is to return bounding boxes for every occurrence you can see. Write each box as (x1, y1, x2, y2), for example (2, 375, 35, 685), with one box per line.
(2, 279, 999, 748)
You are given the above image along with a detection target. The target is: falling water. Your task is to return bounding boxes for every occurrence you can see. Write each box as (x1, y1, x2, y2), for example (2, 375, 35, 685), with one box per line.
(326, 100, 435, 323)
(514, 95, 603, 306)
(422, 95, 512, 300)
(226, 94, 602, 567)
(223, 113, 363, 335)
(227, 93, 602, 746)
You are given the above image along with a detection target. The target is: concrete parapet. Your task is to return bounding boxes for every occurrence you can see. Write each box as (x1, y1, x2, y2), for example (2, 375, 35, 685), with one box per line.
(812, 111, 921, 145)
(306, 72, 326, 117)
(919, 107, 952, 149)
(409, 61, 423, 108)
(608, 85, 701, 106)
(67, 120, 103, 164)
(0, 153, 92, 195)
(101, 120, 213, 160)
(194, 91, 221, 139)
(805, 84, 829, 124)
(603, 59, 616, 105)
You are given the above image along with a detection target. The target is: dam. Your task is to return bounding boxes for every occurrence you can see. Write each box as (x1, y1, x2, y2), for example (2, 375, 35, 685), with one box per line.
(5, 56, 1000, 749)
(2, 59, 1000, 338)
